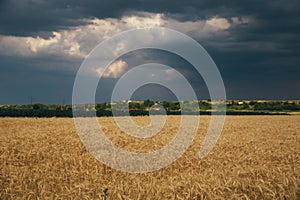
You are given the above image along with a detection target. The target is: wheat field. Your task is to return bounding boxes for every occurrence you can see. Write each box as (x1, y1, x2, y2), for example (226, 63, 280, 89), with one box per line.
(0, 116, 299, 199)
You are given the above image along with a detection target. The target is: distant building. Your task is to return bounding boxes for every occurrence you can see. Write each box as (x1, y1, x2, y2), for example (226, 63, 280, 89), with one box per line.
(150, 104, 162, 111)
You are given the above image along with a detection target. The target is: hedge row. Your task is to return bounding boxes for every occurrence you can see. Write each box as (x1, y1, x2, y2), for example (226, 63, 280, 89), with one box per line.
(0, 108, 288, 118)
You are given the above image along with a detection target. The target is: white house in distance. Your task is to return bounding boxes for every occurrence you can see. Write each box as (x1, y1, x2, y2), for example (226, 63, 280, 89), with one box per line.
(238, 101, 244, 105)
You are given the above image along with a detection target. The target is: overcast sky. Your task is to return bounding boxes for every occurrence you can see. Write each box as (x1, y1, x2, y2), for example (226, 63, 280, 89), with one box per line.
(0, 0, 299, 104)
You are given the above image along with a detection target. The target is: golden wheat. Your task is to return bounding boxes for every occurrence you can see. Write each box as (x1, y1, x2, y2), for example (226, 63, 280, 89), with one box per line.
(0, 116, 299, 199)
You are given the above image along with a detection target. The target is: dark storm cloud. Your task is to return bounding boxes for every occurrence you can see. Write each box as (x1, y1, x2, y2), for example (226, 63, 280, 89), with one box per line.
(0, 0, 299, 103)
(0, 64, 75, 104)
(0, 54, 80, 104)
(210, 48, 300, 99)
(1, 0, 299, 36)
(0, 0, 89, 36)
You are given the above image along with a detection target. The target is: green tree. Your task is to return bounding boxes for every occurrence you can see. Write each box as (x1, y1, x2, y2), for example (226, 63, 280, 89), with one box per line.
(143, 99, 154, 108)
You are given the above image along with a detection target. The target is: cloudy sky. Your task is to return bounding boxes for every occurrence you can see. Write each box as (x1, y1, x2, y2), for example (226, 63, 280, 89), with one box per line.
(0, 0, 299, 104)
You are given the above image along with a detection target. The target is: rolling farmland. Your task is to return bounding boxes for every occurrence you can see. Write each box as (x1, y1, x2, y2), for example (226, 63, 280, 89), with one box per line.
(0, 116, 299, 199)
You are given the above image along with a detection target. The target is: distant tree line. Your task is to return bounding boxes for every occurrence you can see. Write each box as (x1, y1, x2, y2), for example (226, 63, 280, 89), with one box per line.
(0, 100, 298, 117)
(227, 100, 300, 111)
(0, 104, 73, 117)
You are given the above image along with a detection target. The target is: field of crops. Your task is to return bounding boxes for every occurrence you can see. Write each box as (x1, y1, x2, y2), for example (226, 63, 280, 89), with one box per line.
(0, 116, 299, 199)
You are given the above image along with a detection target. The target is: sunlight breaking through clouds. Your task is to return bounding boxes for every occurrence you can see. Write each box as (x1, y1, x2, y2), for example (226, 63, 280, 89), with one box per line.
(96, 59, 128, 78)
(0, 13, 251, 59)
